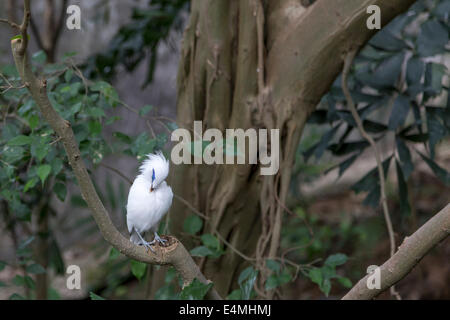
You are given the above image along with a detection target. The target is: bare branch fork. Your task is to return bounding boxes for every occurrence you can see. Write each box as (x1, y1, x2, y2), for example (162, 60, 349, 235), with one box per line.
(6, 0, 221, 300)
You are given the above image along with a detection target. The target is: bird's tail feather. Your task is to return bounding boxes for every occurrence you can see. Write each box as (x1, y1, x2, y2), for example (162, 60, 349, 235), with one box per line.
(130, 231, 143, 245)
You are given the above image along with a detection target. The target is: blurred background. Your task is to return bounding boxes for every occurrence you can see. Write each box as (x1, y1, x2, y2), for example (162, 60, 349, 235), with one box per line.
(0, 0, 449, 300)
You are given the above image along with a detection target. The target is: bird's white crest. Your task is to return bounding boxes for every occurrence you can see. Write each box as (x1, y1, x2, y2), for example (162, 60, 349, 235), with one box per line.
(138, 150, 169, 187)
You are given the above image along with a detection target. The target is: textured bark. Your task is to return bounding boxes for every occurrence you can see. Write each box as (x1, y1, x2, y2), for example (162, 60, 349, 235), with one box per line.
(343, 204, 450, 300)
(170, 0, 417, 297)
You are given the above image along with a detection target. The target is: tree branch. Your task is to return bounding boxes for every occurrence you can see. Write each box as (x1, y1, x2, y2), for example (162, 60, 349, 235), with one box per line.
(266, 0, 417, 109)
(343, 203, 450, 299)
(17, 0, 30, 56)
(341, 48, 400, 300)
(9, 0, 221, 300)
(0, 18, 20, 30)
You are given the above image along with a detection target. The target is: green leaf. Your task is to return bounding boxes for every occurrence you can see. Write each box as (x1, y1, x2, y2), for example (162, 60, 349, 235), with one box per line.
(26, 263, 46, 274)
(9, 293, 25, 300)
(8, 135, 32, 146)
(401, 133, 428, 142)
(37, 164, 52, 186)
(167, 122, 178, 131)
(13, 275, 35, 289)
(87, 107, 106, 118)
(90, 80, 111, 92)
(266, 259, 281, 273)
(2, 146, 25, 163)
(32, 50, 47, 64)
(265, 275, 279, 291)
(88, 120, 102, 135)
(180, 278, 213, 300)
(49, 237, 65, 275)
(352, 156, 392, 193)
(24, 178, 38, 192)
(388, 95, 410, 130)
(139, 105, 153, 116)
(363, 120, 388, 134)
(328, 141, 369, 156)
(406, 57, 424, 86)
(357, 52, 404, 89)
(325, 253, 348, 267)
(18, 236, 35, 250)
(48, 287, 61, 300)
(417, 20, 448, 57)
(426, 108, 447, 159)
(62, 51, 77, 60)
(54, 182, 67, 201)
(307, 110, 328, 124)
(89, 292, 106, 300)
(64, 69, 73, 82)
(113, 131, 132, 144)
(183, 215, 203, 235)
(369, 30, 408, 52)
(417, 151, 450, 186)
(320, 279, 332, 297)
(308, 268, 322, 285)
(106, 116, 121, 125)
(238, 267, 258, 300)
(396, 159, 411, 216)
(11, 34, 23, 41)
(0, 261, 6, 272)
(190, 246, 214, 257)
(201, 234, 219, 249)
(130, 260, 147, 281)
(265, 269, 292, 291)
(278, 269, 292, 285)
(424, 63, 446, 100)
(396, 137, 414, 179)
(433, 1, 450, 20)
(132, 132, 156, 158)
(316, 126, 341, 159)
(27, 115, 39, 130)
(227, 289, 242, 300)
(337, 277, 352, 288)
(109, 247, 120, 261)
(32, 140, 50, 162)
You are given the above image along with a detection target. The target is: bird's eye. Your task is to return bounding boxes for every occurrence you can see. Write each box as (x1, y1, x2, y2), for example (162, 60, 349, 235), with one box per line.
(152, 168, 155, 182)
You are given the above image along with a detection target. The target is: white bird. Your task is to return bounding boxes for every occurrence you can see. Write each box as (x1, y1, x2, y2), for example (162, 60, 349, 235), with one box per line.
(126, 151, 173, 252)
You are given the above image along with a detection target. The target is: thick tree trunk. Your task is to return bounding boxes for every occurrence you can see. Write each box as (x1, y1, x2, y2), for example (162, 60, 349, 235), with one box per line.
(169, 0, 417, 297)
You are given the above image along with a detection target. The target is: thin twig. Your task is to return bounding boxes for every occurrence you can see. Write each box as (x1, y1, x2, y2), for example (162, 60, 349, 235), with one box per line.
(173, 194, 209, 220)
(98, 163, 133, 185)
(18, 0, 30, 56)
(0, 18, 20, 30)
(342, 48, 400, 300)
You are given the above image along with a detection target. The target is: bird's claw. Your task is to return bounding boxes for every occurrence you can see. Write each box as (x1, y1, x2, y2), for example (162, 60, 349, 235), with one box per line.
(140, 241, 156, 253)
(154, 233, 167, 246)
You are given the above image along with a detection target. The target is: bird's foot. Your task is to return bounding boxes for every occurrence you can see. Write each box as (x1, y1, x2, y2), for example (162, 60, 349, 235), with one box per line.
(153, 232, 168, 246)
(140, 240, 155, 253)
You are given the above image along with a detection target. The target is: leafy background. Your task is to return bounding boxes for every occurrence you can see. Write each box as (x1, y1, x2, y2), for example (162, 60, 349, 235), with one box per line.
(0, 0, 449, 300)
